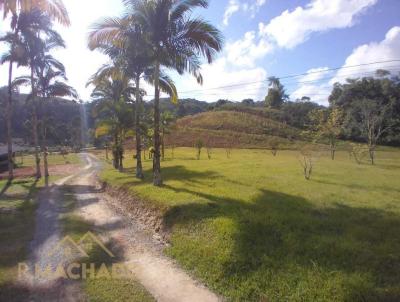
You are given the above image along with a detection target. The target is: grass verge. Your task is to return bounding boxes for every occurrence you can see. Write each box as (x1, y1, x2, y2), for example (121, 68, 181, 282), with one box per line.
(95, 147, 400, 301)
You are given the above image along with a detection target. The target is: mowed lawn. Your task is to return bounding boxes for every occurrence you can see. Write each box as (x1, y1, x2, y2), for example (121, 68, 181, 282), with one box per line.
(97, 147, 400, 301)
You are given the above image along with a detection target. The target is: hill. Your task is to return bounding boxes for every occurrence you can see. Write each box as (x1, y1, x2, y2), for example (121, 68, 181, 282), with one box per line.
(167, 110, 304, 148)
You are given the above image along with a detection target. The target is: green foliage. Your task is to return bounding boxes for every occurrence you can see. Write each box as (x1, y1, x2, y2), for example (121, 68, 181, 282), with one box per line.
(98, 147, 400, 301)
(264, 77, 288, 109)
(329, 74, 400, 145)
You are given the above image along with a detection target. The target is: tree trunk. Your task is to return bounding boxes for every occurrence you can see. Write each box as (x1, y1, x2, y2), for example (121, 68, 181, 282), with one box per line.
(153, 61, 162, 186)
(135, 74, 143, 179)
(369, 148, 375, 165)
(161, 128, 165, 161)
(113, 134, 119, 170)
(42, 110, 49, 181)
(6, 60, 14, 182)
(31, 68, 41, 179)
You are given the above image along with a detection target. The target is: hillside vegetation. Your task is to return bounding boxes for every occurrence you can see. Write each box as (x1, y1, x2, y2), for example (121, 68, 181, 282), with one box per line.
(169, 110, 303, 148)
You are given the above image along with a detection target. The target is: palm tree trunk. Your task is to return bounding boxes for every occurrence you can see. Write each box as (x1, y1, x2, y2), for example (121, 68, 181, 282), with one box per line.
(153, 61, 162, 186)
(6, 60, 14, 182)
(161, 128, 165, 161)
(42, 106, 49, 182)
(31, 68, 41, 179)
(135, 74, 143, 179)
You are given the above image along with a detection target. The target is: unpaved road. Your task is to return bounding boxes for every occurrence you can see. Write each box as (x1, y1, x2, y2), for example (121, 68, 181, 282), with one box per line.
(21, 153, 220, 302)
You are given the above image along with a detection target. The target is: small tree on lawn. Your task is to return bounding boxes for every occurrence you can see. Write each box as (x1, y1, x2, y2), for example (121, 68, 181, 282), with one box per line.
(206, 137, 213, 159)
(348, 143, 369, 164)
(298, 145, 319, 180)
(355, 98, 397, 165)
(309, 108, 343, 160)
(195, 139, 204, 160)
(269, 138, 280, 156)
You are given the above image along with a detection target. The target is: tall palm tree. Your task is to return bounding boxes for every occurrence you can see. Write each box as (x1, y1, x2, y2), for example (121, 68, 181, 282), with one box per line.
(0, 31, 27, 181)
(0, 0, 70, 181)
(120, 0, 223, 185)
(18, 10, 67, 178)
(88, 18, 155, 179)
(36, 62, 77, 179)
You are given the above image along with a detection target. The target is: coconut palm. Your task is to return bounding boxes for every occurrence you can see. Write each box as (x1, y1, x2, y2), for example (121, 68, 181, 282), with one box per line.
(0, 0, 70, 181)
(119, 0, 223, 185)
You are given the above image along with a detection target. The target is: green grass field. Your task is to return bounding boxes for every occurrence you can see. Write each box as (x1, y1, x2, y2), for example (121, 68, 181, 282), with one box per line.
(97, 147, 400, 301)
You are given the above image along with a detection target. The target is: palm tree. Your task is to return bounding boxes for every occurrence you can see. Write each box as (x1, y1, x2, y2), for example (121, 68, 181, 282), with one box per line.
(120, 0, 223, 185)
(0, 31, 27, 181)
(37, 64, 77, 179)
(89, 73, 135, 170)
(0, 0, 70, 181)
(88, 18, 154, 179)
(18, 10, 68, 178)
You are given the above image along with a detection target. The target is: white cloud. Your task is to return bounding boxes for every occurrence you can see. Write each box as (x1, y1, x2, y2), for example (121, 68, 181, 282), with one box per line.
(225, 31, 273, 67)
(223, 0, 267, 26)
(331, 26, 400, 84)
(170, 58, 267, 102)
(223, 0, 240, 26)
(300, 67, 330, 82)
(290, 67, 332, 105)
(259, 0, 377, 49)
(291, 26, 400, 106)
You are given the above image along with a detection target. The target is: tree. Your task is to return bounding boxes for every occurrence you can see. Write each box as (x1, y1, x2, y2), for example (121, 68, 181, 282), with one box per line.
(160, 111, 175, 161)
(329, 73, 400, 151)
(356, 98, 396, 165)
(36, 64, 77, 179)
(309, 108, 343, 160)
(0, 0, 70, 181)
(265, 76, 288, 108)
(122, 0, 223, 186)
(89, 76, 135, 171)
(0, 33, 27, 181)
(194, 139, 203, 160)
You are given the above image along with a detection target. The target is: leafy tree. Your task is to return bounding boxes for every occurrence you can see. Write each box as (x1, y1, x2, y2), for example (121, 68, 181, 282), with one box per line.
(265, 76, 288, 108)
(329, 73, 400, 147)
(355, 98, 397, 164)
(309, 108, 343, 160)
(89, 75, 135, 171)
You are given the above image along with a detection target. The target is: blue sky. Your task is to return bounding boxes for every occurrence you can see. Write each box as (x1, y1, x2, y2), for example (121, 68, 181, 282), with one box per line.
(1, 0, 400, 105)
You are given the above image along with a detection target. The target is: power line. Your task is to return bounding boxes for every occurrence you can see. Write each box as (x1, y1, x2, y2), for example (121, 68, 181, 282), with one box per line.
(174, 59, 400, 94)
(171, 66, 400, 97)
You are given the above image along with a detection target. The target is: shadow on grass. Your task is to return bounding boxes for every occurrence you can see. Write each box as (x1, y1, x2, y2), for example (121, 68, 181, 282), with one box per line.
(312, 178, 400, 194)
(163, 185, 400, 301)
(115, 165, 221, 186)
